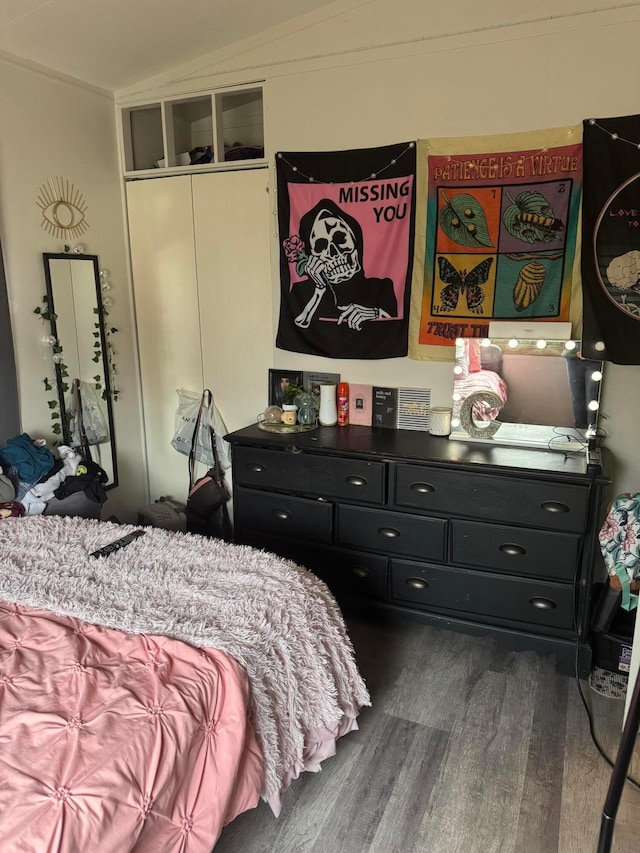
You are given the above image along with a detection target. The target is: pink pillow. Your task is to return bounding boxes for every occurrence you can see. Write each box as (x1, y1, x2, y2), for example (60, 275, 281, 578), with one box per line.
(467, 339, 482, 373)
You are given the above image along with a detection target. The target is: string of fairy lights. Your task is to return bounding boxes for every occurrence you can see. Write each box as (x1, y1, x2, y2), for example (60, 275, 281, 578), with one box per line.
(588, 118, 640, 150)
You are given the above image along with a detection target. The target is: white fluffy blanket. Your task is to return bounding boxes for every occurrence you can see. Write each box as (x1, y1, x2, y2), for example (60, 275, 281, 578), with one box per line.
(0, 516, 370, 803)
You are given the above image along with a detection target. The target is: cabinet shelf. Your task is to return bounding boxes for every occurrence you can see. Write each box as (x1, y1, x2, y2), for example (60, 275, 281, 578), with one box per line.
(120, 84, 265, 174)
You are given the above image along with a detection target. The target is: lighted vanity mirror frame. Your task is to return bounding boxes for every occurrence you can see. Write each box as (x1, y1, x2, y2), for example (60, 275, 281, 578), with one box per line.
(450, 337, 604, 453)
(42, 253, 118, 489)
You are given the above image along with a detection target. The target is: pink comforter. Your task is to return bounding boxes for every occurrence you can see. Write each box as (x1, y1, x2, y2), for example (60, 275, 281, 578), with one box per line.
(0, 601, 263, 852)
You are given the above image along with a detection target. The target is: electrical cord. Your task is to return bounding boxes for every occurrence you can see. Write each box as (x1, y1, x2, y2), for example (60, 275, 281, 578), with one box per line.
(575, 643, 640, 793)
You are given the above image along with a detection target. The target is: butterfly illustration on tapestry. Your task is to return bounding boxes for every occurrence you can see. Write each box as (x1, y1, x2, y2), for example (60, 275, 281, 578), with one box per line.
(436, 256, 494, 314)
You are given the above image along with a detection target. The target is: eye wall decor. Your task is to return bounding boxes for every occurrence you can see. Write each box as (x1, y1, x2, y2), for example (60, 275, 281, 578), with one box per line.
(36, 177, 89, 240)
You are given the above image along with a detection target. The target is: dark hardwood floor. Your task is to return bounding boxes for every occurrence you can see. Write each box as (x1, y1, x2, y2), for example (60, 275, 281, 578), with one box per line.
(215, 612, 640, 853)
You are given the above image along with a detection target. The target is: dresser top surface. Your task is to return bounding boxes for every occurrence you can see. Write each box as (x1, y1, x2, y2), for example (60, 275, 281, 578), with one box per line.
(225, 424, 610, 483)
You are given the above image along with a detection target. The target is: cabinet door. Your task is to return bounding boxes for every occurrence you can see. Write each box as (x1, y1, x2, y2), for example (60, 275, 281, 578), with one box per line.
(126, 177, 202, 501)
(193, 169, 272, 434)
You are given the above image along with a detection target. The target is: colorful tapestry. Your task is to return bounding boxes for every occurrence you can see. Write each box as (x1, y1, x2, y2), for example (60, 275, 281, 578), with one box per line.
(276, 142, 416, 359)
(409, 127, 583, 360)
(581, 114, 640, 364)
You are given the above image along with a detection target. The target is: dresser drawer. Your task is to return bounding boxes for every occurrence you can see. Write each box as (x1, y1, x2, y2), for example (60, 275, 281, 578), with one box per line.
(391, 559, 574, 630)
(338, 504, 446, 562)
(451, 519, 579, 582)
(234, 532, 387, 600)
(234, 485, 333, 543)
(307, 548, 388, 600)
(394, 464, 587, 533)
(233, 446, 385, 504)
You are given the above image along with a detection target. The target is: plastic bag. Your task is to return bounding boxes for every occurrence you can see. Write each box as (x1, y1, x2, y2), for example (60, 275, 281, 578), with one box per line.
(67, 380, 109, 446)
(170, 388, 231, 469)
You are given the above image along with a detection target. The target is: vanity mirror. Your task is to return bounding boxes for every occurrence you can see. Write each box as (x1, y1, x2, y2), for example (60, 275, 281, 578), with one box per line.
(449, 336, 604, 452)
(42, 253, 117, 487)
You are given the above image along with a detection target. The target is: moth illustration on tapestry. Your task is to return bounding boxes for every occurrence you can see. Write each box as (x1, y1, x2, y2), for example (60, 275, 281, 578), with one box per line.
(276, 142, 417, 360)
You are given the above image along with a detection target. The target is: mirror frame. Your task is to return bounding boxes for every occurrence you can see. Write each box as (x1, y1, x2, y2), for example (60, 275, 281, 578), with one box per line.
(450, 336, 604, 452)
(42, 252, 118, 489)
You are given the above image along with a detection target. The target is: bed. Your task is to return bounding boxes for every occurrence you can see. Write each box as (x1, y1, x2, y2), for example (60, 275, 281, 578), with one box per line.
(0, 515, 370, 852)
(452, 338, 508, 423)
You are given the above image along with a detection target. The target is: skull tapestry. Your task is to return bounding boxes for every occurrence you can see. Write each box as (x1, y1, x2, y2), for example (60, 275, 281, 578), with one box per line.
(581, 114, 640, 364)
(276, 142, 417, 359)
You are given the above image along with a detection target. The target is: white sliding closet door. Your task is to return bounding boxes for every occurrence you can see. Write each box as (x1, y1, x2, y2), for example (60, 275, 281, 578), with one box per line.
(193, 169, 272, 433)
(126, 176, 202, 502)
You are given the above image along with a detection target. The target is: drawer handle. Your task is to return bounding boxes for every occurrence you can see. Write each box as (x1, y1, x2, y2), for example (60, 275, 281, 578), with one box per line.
(247, 463, 265, 473)
(406, 577, 429, 590)
(378, 527, 400, 538)
(350, 566, 370, 579)
(345, 475, 368, 487)
(410, 482, 435, 494)
(530, 597, 556, 610)
(540, 500, 570, 514)
(272, 509, 291, 521)
(499, 543, 526, 557)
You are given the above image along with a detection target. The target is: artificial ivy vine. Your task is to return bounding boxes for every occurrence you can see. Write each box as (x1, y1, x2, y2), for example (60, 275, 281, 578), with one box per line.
(34, 291, 118, 441)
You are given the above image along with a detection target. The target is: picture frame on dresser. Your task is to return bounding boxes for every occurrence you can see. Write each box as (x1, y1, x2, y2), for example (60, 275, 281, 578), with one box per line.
(268, 369, 303, 407)
(303, 371, 340, 398)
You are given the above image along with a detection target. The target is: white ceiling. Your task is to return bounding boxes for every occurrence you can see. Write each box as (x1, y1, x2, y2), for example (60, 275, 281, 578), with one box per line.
(0, 0, 338, 92)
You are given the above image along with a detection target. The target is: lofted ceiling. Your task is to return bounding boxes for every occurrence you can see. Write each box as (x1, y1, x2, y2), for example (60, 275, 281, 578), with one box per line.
(0, 0, 339, 92)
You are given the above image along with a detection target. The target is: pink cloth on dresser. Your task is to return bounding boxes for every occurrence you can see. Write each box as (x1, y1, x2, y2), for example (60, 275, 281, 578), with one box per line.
(0, 602, 263, 853)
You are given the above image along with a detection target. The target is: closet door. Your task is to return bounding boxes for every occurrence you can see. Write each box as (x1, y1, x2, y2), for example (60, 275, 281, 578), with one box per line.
(126, 176, 202, 501)
(193, 169, 272, 433)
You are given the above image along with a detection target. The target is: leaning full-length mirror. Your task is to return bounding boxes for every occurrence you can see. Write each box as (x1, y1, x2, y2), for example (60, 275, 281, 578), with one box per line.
(43, 253, 117, 487)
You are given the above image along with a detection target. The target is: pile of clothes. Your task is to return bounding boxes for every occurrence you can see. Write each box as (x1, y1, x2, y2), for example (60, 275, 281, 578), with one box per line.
(0, 433, 108, 521)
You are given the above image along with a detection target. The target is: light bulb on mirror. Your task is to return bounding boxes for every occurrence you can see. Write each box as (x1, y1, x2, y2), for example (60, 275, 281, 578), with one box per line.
(536, 339, 547, 349)
(101, 281, 111, 291)
(508, 338, 519, 349)
(41, 335, 57, 346)
(591, 370, 603, 382)
(99, 269, 109, 280)
(72, 245, 85, 255)
(102, 296, 113, 307)
(588, 400, 600, 412)
(52, 353, 63, 364)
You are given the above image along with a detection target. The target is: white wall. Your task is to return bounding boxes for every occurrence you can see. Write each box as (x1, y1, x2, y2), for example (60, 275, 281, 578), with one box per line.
(0, 59, 146, 521)
(116, 0, 640, 498)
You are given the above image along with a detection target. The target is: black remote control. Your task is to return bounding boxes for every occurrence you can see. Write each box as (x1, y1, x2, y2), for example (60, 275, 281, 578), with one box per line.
(90, 529, 146, 558)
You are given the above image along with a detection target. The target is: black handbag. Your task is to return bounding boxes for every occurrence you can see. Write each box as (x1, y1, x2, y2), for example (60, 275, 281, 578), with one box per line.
(185, 390, 232, 540)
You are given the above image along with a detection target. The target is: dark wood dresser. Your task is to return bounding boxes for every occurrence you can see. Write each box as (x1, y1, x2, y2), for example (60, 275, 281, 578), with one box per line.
(225, 424, 610, 674)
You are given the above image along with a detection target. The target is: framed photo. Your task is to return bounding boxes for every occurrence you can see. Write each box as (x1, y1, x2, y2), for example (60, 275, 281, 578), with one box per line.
(303, 371, 340, 398)
(269, 369, 303, 407)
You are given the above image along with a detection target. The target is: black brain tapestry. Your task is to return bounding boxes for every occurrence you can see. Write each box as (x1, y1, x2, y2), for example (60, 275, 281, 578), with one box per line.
(275, 142, 416, 359)
(581, 114, 640, 364)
